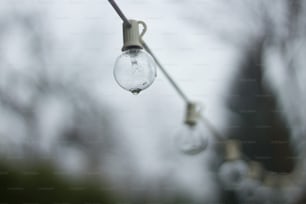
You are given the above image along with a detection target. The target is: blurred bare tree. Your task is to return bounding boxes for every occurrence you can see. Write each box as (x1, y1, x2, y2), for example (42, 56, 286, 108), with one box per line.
(182, 0, 306, 203)
(1, 0, 306, 203)
(0, 7, 119, 177)
(210, 1, 305, 204)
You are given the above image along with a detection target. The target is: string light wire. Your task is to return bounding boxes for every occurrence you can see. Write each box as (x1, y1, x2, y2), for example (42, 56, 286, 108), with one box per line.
(107, 1, 305, 199)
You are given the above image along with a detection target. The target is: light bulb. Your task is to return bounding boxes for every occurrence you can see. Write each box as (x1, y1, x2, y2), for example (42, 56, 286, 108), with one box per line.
(114, 48, 157, 95)
(237, 161, 262, 202)
(237, 178, 260, 202)
(173, 122, 208, 155)
(253, 185, 280, 204)
(218, 160, 248, 190)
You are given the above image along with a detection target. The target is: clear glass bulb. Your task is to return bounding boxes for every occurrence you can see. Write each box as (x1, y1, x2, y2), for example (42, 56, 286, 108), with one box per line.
(218, 160, 248, 190)
(114, 48, 157, 95)
(173, 123, 208, 155)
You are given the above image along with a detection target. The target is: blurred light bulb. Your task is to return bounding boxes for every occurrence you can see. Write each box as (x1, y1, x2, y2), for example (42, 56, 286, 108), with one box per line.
(254, 185, 281, 204)
(237, 161, 262, 202)
(237, 178, 261, 202)
(114, 48, 157, 95)
(173, 122, 208, 155)
(218, 160, 248, 190)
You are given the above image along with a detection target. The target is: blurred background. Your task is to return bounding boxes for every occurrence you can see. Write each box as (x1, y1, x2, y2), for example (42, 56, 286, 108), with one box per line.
(0, 0, 306, 203)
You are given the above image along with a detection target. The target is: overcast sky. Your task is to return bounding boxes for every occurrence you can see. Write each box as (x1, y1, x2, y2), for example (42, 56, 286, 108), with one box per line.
(2, 0, 305, 203)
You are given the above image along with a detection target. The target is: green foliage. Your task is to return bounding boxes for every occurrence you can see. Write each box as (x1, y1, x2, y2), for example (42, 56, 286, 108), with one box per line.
(0, 162, 115, 204)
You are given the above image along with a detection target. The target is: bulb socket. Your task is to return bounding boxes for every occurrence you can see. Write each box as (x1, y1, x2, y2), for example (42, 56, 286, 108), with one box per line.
(122, 19, 147, 51)
(185, 102, 200, 126)
(247, 161, 263, 180)
(263, 172, 280, 188)
(224, 139, 241, 160)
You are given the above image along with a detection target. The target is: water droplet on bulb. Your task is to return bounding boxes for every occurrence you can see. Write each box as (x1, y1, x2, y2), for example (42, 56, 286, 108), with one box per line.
(130, 89, 141, 95)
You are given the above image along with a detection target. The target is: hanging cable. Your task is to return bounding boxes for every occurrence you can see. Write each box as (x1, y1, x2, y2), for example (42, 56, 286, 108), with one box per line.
(107, 0, 227, 145)
(108, 0, 131, 27)
(108, 0, 190, 103)
(141, 41, 190, 103)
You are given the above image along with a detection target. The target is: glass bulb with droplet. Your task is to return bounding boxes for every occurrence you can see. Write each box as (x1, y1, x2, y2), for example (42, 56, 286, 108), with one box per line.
(114, 48, 157, 95)
(218, 160, 248, 190)
(173, 122, 208, 155)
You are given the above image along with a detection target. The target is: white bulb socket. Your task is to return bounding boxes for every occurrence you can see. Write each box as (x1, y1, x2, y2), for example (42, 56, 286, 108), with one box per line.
(263, 173, 280, 188)
(247, 161, 263, 180)
(185, 102, 201, 126)
(122, 19, 147, 51)
(224, 139, 241, 160)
